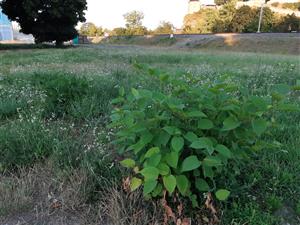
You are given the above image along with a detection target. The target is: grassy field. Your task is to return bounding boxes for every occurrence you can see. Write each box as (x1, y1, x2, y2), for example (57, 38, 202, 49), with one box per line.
(0, 45, 299, 225)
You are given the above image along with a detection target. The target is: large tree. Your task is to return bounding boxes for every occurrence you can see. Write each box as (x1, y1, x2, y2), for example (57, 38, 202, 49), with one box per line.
(0, 0, 87, 45)
(154, 21, 175, 34)
(123, 10, 148, 35)
(183, 9, 219, 34)
(80, 22, 104, 36)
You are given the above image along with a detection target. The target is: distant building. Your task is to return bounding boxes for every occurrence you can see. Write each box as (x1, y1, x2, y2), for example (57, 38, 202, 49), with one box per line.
(188, 0, 217, 14)
(0, 8, 13, 41)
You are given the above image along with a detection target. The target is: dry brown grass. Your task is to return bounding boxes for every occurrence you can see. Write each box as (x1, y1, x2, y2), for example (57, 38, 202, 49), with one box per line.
(96, 183, 163, 225)
(0, 163, 164, 225)
(102, 33, 300, 55)
(0, 163, 92, 225)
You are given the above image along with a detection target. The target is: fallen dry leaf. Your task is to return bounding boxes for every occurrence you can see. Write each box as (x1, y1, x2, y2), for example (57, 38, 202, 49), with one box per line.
(122, 176, 130, 192)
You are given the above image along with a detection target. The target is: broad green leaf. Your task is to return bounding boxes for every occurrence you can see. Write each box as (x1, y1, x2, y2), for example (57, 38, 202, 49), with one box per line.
(143, 180, 157, 195)
(152, 183, 163, 197)
(252, 119, 268, 136)
(140, 167, 160, 181)
(171, 136, 184, 152)
(195, 178, 210, 192)
(130, 177, 142, 191)
(297, 80, 300, 86)
(193, 169, 201, 177)
(186, 111, 207, 118)
(190, 137, 214, 154)
(111, 97, 124, 104)
(203, 156, 222, 167)
(131, 88, 140, 98)
(222, 116, 241, 131)
(176, 175, 189, 195)
(203, 165, 214, 178)
(198, 119, 214, 130)
(154, 131, 171, 146)
(157, 163, 170, 175)
(249, 96, 269, 112)
(163, 126, 181, 135)
(221, 104, 240, 112)
(216, 189, 230, 201)
(147, 154, 161, 167)
(145, 147, 160, 158)
(120, 159, 135, 168)
(140, 89, 153, 98)
(163, 175, 176, 194)
(190, 194, 199, 208)
(215, 145, 232, 158)
(119, 87, 125, 96)
(181, 156, 201, 172)
(131, 131, 153, 153)
(165, 152, 179, 168)
(184, 132, 198, 143)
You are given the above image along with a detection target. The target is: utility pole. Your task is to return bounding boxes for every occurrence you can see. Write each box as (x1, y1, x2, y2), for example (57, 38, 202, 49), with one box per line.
(257, 0, 270, 33)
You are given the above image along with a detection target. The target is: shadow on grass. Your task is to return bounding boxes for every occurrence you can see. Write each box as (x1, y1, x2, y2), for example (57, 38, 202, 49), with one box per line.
(0, 43, 75, 50)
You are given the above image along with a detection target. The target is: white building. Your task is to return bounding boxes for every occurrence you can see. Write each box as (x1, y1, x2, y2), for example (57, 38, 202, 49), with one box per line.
(0, 8, 13, 41)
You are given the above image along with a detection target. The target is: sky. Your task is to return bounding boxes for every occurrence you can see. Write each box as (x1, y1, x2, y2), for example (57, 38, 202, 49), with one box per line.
(85, 0, 189, 30)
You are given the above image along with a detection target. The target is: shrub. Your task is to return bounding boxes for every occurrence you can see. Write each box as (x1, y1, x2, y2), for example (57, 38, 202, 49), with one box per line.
(275, 14, 300, 32)
(110, 66, 296, 207)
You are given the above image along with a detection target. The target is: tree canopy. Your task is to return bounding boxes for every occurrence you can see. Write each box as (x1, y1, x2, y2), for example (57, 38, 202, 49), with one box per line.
(183, 0, 300, 34)
(0, 0, 87, 45)
(79, 22, 104, 37)
(122, 10, 148, 35)
(154, 21, 175, 34)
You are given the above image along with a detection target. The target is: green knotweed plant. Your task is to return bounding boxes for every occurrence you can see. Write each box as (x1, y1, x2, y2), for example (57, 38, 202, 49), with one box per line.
(110, 66, 298, 207)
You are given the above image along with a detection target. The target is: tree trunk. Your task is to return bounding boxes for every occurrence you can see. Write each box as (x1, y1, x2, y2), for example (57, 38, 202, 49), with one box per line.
(55, 40, 63, 47)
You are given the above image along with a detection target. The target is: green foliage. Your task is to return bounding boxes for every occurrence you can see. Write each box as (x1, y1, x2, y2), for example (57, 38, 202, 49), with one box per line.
(0, 97, 27, 119)
(109, 10, 148, 36)
(275, 13, 300, 32)
(223, 201, 278, 225)
(266, 194, 283, 212)
(296, 202, 300, 215)
(124, 10, 144, 29)
(0, 45, 299, 223)
(110, 65, 295, 206)
(154, 21, 175, 34)
(110, 27, 128, 36)
(0, 0, 87, 45)
(0, 120, 54, 170)
(216, 189, 231, 201)
(122, 10, 148, 36)
(229, 6, 257, 32)
(184, 2, 300, 33)
(184, 8, 219, 33)
(32, 73, 89, 118)
(79, 22, 104, 36)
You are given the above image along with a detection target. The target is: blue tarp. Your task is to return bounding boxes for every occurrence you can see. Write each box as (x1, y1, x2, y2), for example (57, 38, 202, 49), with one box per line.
(0, 8, 13, 41)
